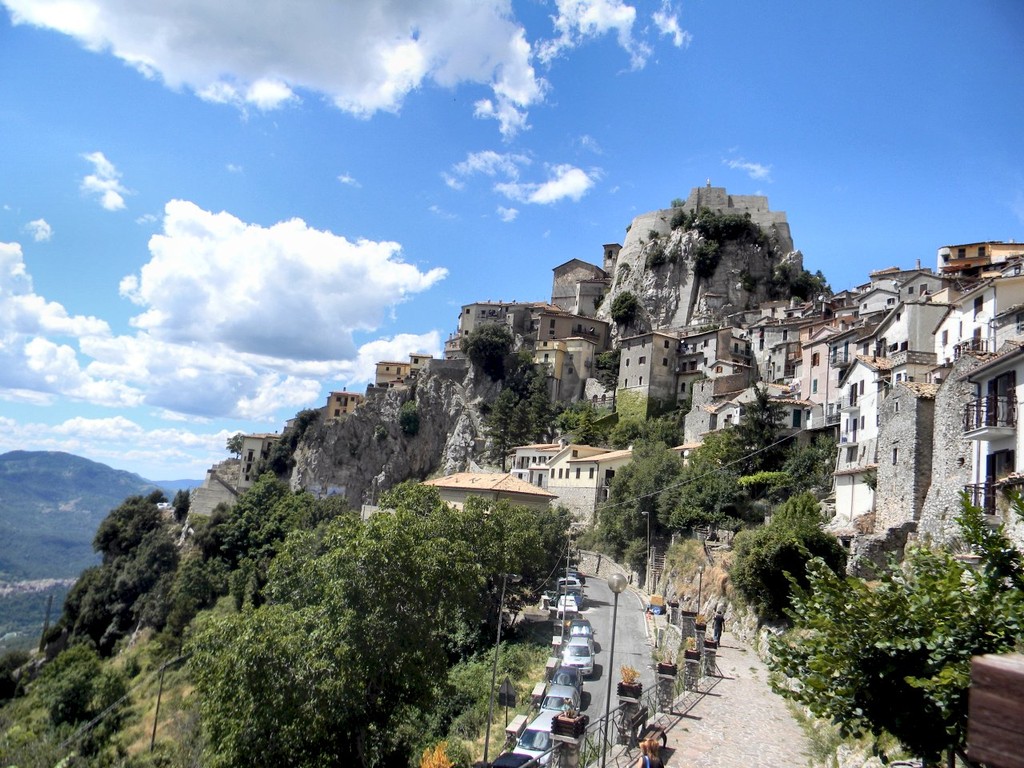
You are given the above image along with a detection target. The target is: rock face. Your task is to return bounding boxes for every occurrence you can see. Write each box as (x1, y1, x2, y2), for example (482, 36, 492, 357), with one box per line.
(291, 360, 496, 508)
(596, 204, 801, 341)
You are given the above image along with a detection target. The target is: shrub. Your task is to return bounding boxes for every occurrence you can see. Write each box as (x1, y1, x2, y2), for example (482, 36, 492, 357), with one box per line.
(461, 323, 513, 381)
(692, 241, 720, 278)
(610, 292, 640, 326)
(399, 401, 420, 436)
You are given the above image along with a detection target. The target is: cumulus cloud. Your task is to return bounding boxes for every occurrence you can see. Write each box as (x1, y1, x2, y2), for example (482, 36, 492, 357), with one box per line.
(337, 172, 360, 187)
(119, 200, 447, 361)
(724, 157, 773, 182)
(497, 206, 519, 222)
(81, 151, 130, 210)
(2, 0, 547, 137)
(495, 164, 596, 204)
(538, 0, 649, 69)
(653, 2, 692, 48)
(25, 218, 53, 242)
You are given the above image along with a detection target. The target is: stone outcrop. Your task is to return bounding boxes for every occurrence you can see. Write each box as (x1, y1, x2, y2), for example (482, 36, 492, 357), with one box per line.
(290, 360, 495, 508)
(595, 201, 801, 342)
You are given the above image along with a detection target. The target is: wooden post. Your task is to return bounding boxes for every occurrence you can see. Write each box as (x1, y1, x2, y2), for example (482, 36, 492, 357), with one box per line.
(967, 653, 1024, 768)
(150, 664, 166, 752)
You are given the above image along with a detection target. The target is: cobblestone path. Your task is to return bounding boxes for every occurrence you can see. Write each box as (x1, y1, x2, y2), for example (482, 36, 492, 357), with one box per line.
(657, 629, 814, 768)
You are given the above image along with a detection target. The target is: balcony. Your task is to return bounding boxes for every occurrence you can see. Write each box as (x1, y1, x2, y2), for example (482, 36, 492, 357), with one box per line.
(963, 483, 997, 517)
(963, 396, 1017, 439)
(830, 350, 853, 367)
(824, 403, 842, 425)
(953, 338, 991, 359)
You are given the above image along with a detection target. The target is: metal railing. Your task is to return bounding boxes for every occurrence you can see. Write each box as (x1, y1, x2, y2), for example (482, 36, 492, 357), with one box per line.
(963, 483, 997, 515)
(963, 395, 1016, 432)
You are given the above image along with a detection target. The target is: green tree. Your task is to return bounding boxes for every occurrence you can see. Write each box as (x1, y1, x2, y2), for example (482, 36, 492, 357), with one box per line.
(770, 495, 1024, 765)
(461, 324, 513, 381)
(554, 401, 606, 446)
(735, 384, 787, 474)
(781, 434, 836, 496)
(597, 440, 683, 560)
(172, 487, 191, 521)
(660, 429, 746, 531)
(610, 292, 639, 326)
(593, 349, 620, 390)
(399, 400, 421, 436)
(226, 433, 245, 457)
(731, 492, 846, 620)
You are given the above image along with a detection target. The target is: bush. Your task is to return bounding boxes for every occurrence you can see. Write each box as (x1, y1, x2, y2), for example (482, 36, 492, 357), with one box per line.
(692, 241, 720, 279)
(399, 401, 420, 436)
(461, 324, 513, 381)
(610, 292, 640, 326)
(731, 493, 846, 620)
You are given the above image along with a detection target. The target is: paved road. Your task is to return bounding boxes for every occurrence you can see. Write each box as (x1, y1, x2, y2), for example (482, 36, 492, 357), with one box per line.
(577, 577, 653, 724)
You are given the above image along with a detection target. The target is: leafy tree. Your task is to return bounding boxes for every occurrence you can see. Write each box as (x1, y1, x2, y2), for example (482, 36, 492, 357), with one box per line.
(485, 388, 531, 467)
(266, 408, 321, 477)
(609, 413, 684, 450)
(461, 323, 513, 380)
(554, 400, 605, 446)
(597, 440, 683, 560)
(660, 429, 746, 531)
(593, 349, 620, 390)
(399, 400, 421, 436)
(172, 488, 191, 521)
(781, 435, 837, 496)
(770, 495, 1024, 765)
(610, 292, 639, 326)
(735, 384, 787, 474)
(731, 492, 846, 620)
(226, 433, 245, 457)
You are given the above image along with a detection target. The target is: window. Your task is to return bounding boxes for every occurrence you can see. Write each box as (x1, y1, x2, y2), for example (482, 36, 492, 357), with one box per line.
(662, 357, 668, 366)
(334, 409, 340, 416)
(846, 446, 857, 462)
(894, 400, 900, 413)
(892, 447, 898, 464)
(625, 358, 630, 367)
(859, 380, 865, 395)
(782, 330, 788, 341)
(978, 245, 987, 258)
(812, 353, 820, 367)
(974, 296, 984, 319)
(907, 286, 915, 295)
(715, 365, 723, 373)
(639, 376, 643, 385)
(575, 468, 581, 479)
(920, 283, 928, 295)
(709, 414, 718, 430)
(896, 312, 902, 321)
(792, 410, 801, 428)
(957, 247, 966, 258)
(941, 330, 948, 346)
(887, 298, 896, 305)
(1017, 313, 1024, 334)
(664, 339, 670, 348)
(550, 319, 556, 328)
(812, 379, 818, 394)
(638, 356, 646, 364)
(680, 382, 687, 393)
(589, 467, 595, 479)
(860, 415, 865, 430)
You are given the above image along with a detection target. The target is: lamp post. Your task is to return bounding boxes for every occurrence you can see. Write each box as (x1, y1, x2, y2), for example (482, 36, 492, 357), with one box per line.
(483, 573, 520, 767)
(696, 563, 705, 614)
(600, 572, 628, 768)
(644, 510, 651, 589)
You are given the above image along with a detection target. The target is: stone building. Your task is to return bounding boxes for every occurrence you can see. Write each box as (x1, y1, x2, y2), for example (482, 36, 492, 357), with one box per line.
(324, 390, 364, 419)
(874, 382, 938, 532)
(550, 258, 609, 316)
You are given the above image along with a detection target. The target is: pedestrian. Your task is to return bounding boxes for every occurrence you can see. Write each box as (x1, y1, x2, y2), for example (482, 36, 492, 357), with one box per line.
(712, 608, 725, 644)
(635, 738, 664, 768)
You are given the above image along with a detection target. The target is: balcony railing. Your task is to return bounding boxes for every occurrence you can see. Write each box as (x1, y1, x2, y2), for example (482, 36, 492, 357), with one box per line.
(963, 396, 1016, 433)
(830, 351, 852, 367)
(963, 483, 997, 516)
(954, 338, 991, 359)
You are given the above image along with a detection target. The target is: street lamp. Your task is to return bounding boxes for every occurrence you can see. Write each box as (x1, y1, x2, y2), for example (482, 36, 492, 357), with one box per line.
(483, 572, 521, 767)
(600, 572, 628, 768)
(696, 563, 705, 614)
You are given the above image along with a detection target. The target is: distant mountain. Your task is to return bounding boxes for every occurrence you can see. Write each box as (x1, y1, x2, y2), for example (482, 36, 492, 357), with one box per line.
(0, 451, 175, 582)
(152, 478, 202, 495)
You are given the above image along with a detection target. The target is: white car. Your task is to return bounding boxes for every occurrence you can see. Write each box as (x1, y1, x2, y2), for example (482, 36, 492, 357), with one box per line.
(555, 594, 578, 618)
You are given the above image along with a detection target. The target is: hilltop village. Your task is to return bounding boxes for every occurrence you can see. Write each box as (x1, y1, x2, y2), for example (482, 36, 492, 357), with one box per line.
(191, 183, 1024, 574)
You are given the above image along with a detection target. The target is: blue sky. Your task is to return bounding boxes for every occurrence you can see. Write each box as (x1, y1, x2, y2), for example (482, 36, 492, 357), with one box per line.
(1, 0, 1022, 480)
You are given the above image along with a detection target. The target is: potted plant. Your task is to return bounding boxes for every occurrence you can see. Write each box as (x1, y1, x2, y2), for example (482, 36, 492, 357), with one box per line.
(551, 706, 589, 738)
(694, 613, 707, 632)
(656, 649, 677, 676)
(616, 665, 643, 699)
(682, 636, 700, 661)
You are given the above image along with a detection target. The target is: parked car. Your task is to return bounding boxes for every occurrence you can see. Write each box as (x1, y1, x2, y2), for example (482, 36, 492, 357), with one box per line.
(549, 664, 583, 696)
(566, 570, 586, 585)
(491, 752, 534, 767)
(569, 618, 594, 640)
(555, 594, 578, 619)
(538, 683, 581, 715)
(561, 636, 595, 677)
(556, 576, 584, 592)
(513, 712, 555, 765)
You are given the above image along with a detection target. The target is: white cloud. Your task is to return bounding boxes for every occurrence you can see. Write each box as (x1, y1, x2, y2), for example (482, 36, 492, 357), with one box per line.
(341, 332, 442, 385)
(226, 164, 243, 174)
(495, 164, 596, 204)
(81, 151, 130, 210)
(577, 134, 603, 154)
(452, 150, 531, 180)
(136, 213, 158, 225)
(3, 0, 547, 137)
(119, 201, 447, 362)
(653, 3, 692, 48)
(538, 0, 649, 69)
(497, 206, 519, 222)
(25, 218, 53, 242)
(337, 172, 360, 187)
(428, 204, 457, 220)
(724, 157, 773, 182)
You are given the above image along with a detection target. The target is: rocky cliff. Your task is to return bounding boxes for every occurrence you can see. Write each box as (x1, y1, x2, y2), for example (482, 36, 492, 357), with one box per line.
(595, 207, 802, 340)
(290, 361, 498, 507)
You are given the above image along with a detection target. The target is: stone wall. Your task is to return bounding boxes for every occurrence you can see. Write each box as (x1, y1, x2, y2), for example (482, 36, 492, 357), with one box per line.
(547, 482, 599, 524)
(683, 379, 716, 443)
(189, 459, 241, 516)
(918, 355, 983, 546)
(874, 383, 935, 532)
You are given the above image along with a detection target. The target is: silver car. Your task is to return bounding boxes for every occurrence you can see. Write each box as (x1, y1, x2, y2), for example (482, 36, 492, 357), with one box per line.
(538, 683, 581, 715)
(561, 635, 595, 677)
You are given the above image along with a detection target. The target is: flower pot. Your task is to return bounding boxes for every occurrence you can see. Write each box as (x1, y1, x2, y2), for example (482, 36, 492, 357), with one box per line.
(616, 681, 643, 700)
(552, 713, 589, 738)
(683, 649, 700, 661)
(657, 661, 678, 676)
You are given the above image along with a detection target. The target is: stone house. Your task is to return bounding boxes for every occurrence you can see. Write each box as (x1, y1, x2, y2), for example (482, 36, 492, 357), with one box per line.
(874, 382, 938, 532)
(533, 336, 600, 403)
(239, 433, 279, 489)
(530, 308, 610, 352)
(617, 330, 682, 418)
(550, 257, 610, 316)
(420, 472, 557, 511)
(934, 273, 1024, 364)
